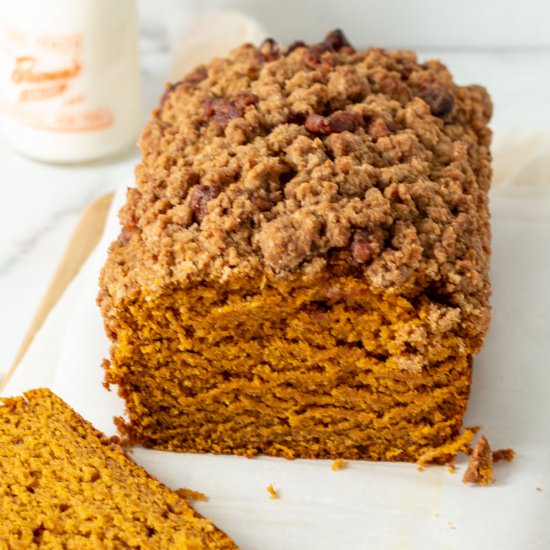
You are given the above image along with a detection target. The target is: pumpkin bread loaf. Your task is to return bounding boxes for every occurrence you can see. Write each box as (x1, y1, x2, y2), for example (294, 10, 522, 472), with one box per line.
(98, 30, 492, 462)
(0, 389, 236, 548)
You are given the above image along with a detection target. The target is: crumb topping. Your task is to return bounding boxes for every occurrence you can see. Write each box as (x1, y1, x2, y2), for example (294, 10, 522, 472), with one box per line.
(463, 435, 494, 486)
(104, 30, 492, 325)
(492, 448, 515, 463)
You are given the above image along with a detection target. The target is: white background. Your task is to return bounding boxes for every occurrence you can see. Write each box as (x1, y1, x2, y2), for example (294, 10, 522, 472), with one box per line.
(138, 0, 550, 48)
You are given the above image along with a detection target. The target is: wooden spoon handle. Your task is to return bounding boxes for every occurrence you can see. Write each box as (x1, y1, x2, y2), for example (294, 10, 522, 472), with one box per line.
(1, 192, 114, 393)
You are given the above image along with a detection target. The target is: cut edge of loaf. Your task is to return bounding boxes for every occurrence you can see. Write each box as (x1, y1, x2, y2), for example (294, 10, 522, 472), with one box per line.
(103, 269, 479, 464)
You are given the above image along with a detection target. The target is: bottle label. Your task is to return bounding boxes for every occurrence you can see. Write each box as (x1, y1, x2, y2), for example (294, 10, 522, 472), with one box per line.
(0, 27, 114, 132)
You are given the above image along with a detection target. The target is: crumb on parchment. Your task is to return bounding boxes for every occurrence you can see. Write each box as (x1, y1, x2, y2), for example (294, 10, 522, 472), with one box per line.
(175, 488, 209, 502)
(331, 459, 346, 471)
(266, 484, 279, 499)
(463, 435, 493, 486)
(492, 448, 515, 463)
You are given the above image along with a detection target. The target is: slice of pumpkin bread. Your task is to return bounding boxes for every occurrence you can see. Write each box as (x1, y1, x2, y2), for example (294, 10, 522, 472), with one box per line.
(0, 388, 237, 549)
(99, 30, 492, 462)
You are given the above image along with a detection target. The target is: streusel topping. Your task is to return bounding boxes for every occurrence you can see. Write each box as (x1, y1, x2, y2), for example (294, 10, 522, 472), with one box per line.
(106, 30, 492, 319)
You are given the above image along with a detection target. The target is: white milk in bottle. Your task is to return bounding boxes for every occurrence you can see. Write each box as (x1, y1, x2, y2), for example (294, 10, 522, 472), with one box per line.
(0, 0, 141, 162)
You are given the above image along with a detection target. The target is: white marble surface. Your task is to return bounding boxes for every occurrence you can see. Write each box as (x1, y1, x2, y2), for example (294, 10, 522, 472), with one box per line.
(0, 19, 549, 379)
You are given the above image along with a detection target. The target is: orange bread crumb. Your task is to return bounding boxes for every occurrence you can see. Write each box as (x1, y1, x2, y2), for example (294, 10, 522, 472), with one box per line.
(266, 484, 279, 499)
(417, 427, 477, 469)
(175, 488, 209, 502)
(331, 459, 346, 471)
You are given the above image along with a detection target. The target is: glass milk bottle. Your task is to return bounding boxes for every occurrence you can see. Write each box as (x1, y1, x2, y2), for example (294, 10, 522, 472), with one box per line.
(0, 0, 141, 162)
